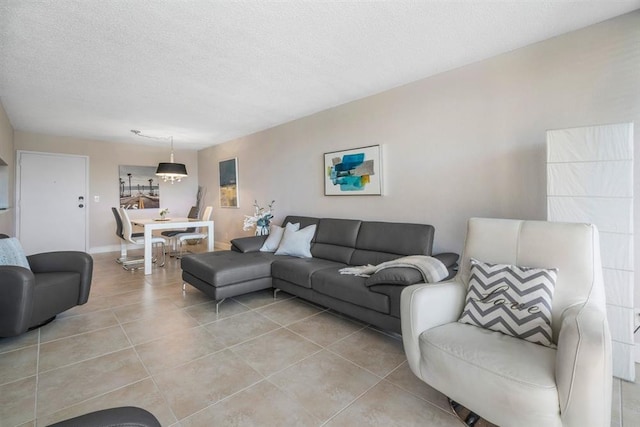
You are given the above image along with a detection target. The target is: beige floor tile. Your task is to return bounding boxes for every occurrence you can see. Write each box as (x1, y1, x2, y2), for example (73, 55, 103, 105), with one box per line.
(611, 378, 621, 427)
(0, 329, 39, 354)
(0, 346, 38, 386)
(325, 380, 460, 427)
(183, 298, 250, 325)
(112, 297, 182, 323)
(232, 289, 293, 309)
(120, 309, 201, 345)
(89, 277, 148, 298)
(203, 311, 280, 347)
(154, 284, 213, 308)
(39, 326, 131, 373)
(135, 326, 225, 375)
(256, 298, 324, 326)
(153, 349, 263, 420)
(106, 288, 159, 309)
(328, 328, 405, 377)
(39, 310, 119, 343)
(16, 421, 35, 427)
(622, 375, 640, 425)
(231, 328, 321, 377)
(0, 376, 36, 427)
(36, 348, 148, 417)
(181, 379, 320, 427)
(36, 378, 176, 427)
(269, 349, 379, 422)
(384, 362, 451, 412)
(58, 294, 113, 319)
(287, 311, 364, 347)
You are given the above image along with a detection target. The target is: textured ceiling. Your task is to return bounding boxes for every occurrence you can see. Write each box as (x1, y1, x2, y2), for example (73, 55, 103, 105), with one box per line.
(1, 1, 639, 150)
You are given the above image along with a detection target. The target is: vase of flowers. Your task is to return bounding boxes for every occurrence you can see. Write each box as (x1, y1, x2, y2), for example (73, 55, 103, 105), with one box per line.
(243, 200, 274, 236)
(159, 208, 169, 220)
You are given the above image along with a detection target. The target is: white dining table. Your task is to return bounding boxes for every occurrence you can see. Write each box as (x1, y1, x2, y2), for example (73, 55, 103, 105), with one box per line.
(131, 217, 214, 275)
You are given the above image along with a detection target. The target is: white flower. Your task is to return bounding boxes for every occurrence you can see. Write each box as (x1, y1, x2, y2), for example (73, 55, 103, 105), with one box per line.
(243, 200, 275, 230)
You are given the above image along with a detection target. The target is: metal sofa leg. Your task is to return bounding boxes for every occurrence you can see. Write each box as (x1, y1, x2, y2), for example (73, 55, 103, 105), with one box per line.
(273, 288, 281, 299)
(216, 298, 226, 314)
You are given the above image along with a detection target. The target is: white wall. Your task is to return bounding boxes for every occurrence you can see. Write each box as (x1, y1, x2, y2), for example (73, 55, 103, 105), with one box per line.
(0, 102, 15, 235)
(14, 131, 199, 253)
(198, 12, 640, 302)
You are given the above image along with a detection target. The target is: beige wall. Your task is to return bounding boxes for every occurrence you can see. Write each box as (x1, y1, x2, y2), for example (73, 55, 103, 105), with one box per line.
(199, 12, 640, 297)
(14, 132, 199, 252)
(0, 102, 15, 235)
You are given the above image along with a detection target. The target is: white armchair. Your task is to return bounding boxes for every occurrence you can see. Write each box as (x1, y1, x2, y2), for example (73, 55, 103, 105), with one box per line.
(401, 218, 612, 427)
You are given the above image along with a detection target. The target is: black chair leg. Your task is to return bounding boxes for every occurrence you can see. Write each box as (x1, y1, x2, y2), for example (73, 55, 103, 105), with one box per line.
(465, 411, 480, 426)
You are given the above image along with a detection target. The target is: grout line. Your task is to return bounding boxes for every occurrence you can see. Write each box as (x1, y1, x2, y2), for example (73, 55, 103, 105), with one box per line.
(33, 328, 40, 424)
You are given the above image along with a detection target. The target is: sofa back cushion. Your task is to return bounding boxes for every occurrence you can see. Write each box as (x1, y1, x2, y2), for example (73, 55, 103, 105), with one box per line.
(311, 218, 362, 264)
(350, 222, 434, 266)
(283, 216, 320, 237)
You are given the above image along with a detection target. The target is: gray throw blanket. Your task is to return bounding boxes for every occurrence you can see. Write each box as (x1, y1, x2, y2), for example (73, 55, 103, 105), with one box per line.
(339, 255, 449, 283)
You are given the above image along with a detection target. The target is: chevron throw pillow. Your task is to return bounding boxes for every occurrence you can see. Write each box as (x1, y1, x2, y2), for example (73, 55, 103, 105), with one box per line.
(458, 258, 558, 347)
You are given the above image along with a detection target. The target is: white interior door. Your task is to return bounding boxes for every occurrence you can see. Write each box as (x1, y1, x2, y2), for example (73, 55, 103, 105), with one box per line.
(17, 151, 88, 254)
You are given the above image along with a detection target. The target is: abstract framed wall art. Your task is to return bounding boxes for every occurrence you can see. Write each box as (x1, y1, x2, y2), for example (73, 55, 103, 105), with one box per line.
(219, 157, 239, 208)
(119, 165, 160, 209)
(324, 145, 382, 196)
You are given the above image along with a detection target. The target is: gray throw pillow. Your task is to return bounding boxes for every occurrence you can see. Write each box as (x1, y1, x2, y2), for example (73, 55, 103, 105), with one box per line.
(458, 258, 557, 348)
(364, 267, 423, 286)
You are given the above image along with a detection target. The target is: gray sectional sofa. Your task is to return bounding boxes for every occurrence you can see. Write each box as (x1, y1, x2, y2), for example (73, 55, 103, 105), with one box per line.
(180, 215, 457, 333)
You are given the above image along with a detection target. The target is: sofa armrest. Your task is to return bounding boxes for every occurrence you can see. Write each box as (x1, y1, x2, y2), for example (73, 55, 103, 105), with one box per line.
(0, 266, 36, 337)
(556, 303, 612, 427)
(230, 235, 268, 253)
(27, 251, 93, 304)
(400, 279, 466, 377)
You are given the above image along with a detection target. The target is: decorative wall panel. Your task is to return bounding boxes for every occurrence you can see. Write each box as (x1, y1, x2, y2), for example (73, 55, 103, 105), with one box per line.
(547, 122, 634, 381)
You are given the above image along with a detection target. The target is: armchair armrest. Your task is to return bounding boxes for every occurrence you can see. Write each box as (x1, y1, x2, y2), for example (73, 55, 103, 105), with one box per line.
(0, 266, 35, 337)
(230, 235, 268, 253)
(27, 251, 93, 304)
(400, 279, 467, 376)
(556, 303, 612, 427)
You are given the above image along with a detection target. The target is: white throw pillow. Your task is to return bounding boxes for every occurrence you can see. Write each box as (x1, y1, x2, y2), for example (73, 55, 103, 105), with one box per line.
(259, 223, 299, 252)
(275, 224, 317, 258)
(0, 237, 31, 269)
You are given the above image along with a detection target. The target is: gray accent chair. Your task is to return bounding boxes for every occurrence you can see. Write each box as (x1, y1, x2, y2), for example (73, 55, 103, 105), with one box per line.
(46, 406, 160, 427)
(0, 234, 93, 337)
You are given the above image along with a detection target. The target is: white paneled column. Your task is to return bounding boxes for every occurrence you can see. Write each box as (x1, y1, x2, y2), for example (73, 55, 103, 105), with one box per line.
(547, 123, 634, 381)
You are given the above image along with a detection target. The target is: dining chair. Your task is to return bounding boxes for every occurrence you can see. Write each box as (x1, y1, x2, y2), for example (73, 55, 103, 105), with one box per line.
(119, 208, 167, 271)
(111, 207, 144, 265)
(176, 206, 213, 258)
(161, 205, 199, 256)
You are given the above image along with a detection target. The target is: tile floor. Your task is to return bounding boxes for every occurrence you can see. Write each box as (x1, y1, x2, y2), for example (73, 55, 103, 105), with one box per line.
(0, 250, 638, 427)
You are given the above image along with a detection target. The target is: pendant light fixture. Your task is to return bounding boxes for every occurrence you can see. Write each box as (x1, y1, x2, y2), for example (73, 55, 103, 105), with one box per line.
(131, 130, 188, 183)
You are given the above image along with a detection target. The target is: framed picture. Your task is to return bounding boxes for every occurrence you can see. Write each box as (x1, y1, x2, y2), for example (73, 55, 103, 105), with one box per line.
(324, 145, 382, 196)
(119, 165, 160, 209)
(219, 157, 239, 208)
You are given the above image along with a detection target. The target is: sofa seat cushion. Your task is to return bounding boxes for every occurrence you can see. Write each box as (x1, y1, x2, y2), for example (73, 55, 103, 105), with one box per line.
(311, 268, 390, 314)
(271, 258, 346, 289)
(421, 322, 559, 425)
(181, 251, 278, 288)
